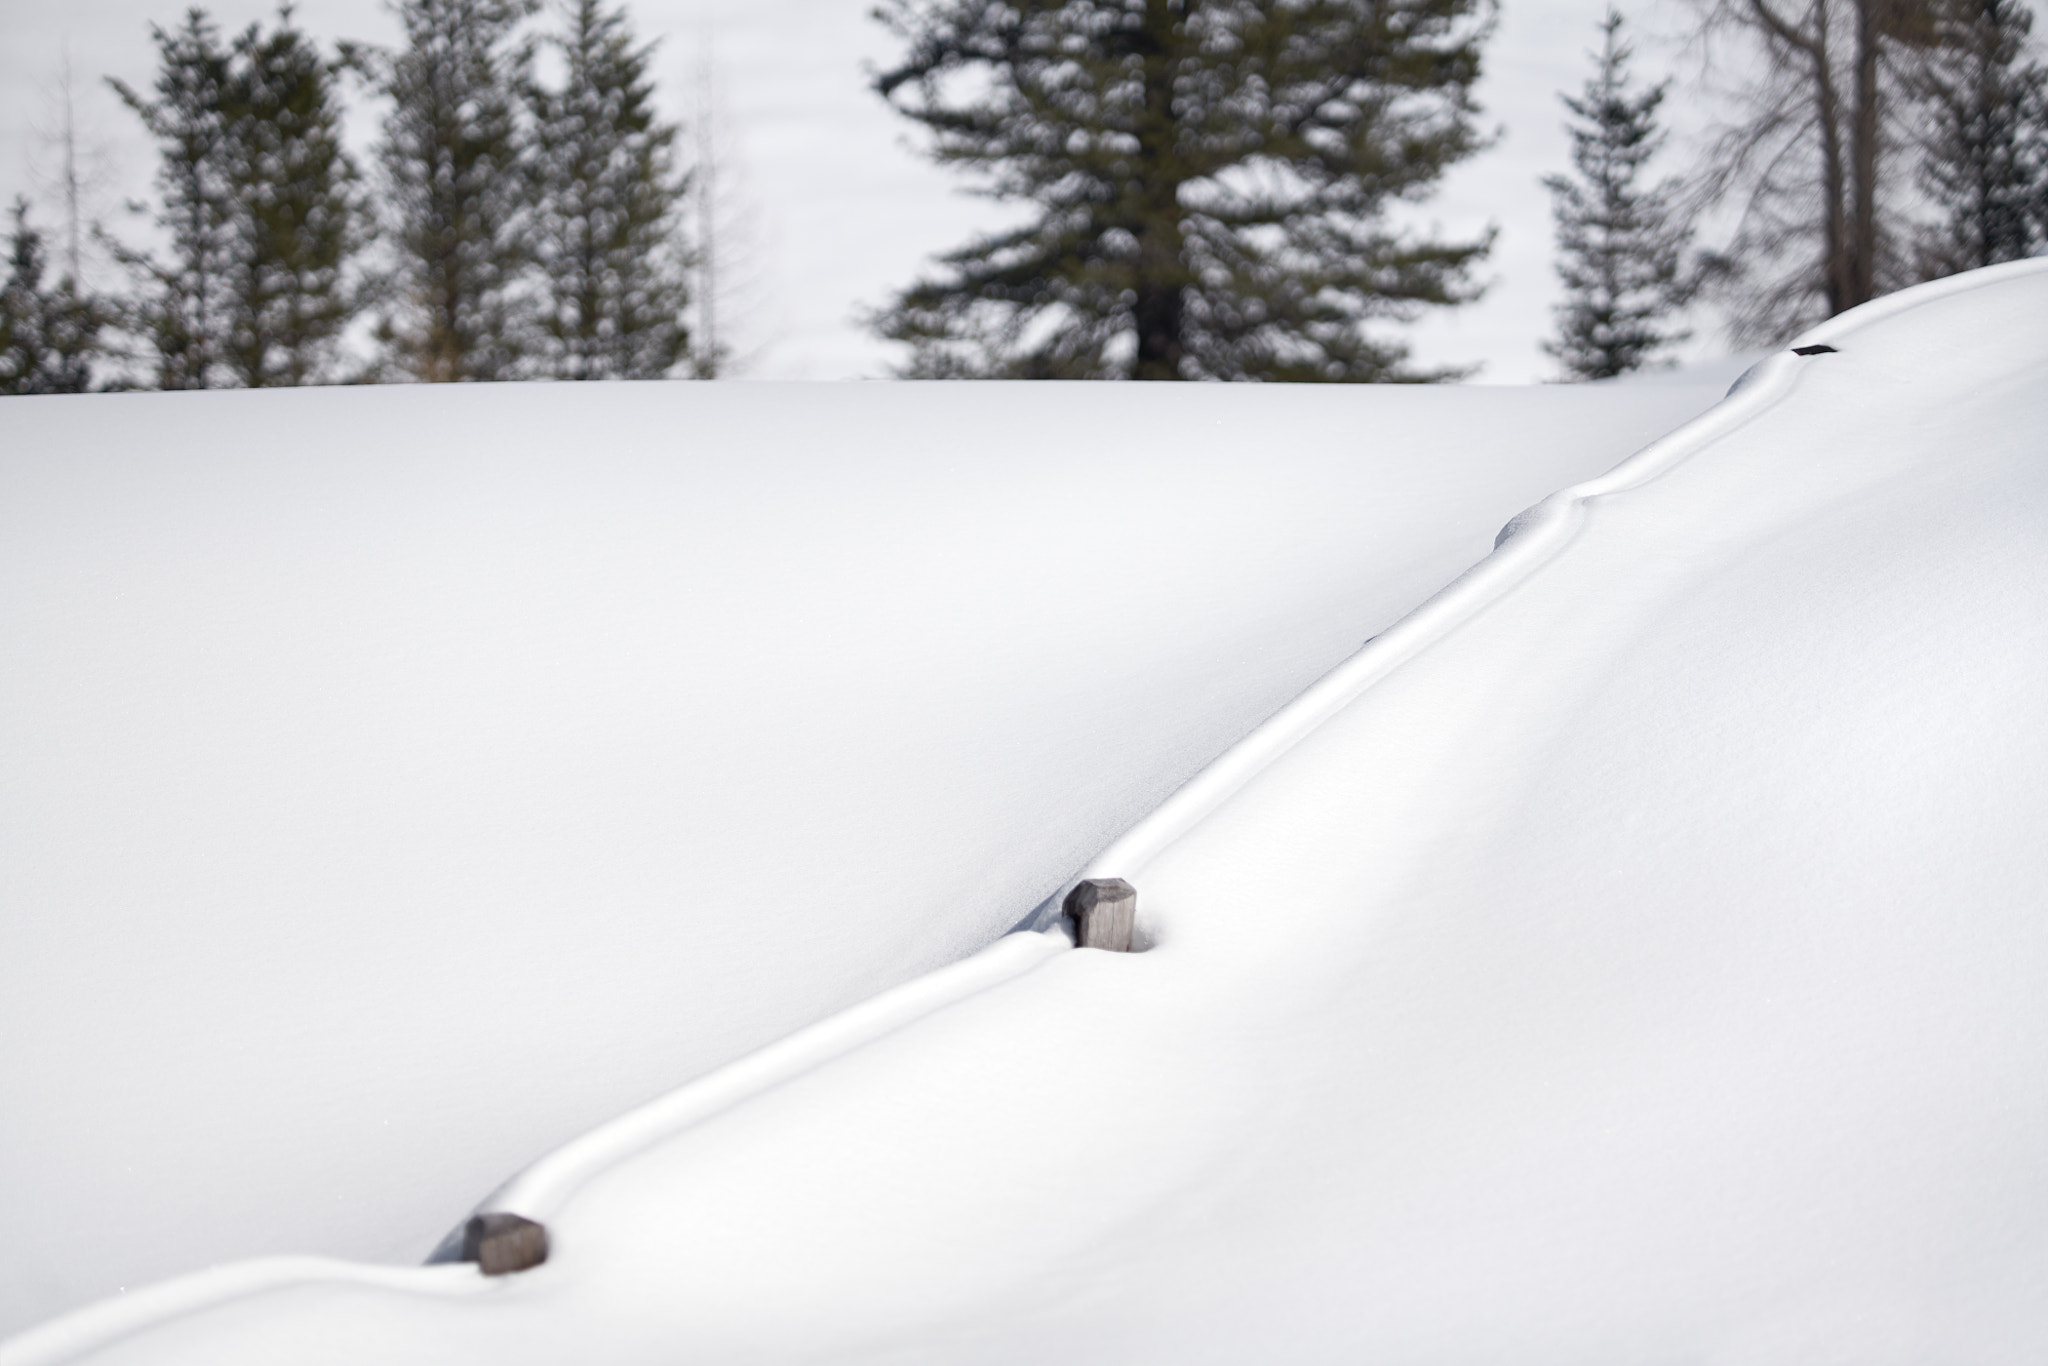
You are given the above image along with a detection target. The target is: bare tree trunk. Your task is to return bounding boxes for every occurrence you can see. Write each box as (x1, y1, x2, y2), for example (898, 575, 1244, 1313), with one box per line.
(1811, 4, 1854, 315)
(1848, 0, 1883, 306)
(688, 34, 774, 379)
(694, 43, 721, 378)
(1707, 0, 1927, 333)
(58, 48, 85, 282)
(1129, 0, 1187, 382)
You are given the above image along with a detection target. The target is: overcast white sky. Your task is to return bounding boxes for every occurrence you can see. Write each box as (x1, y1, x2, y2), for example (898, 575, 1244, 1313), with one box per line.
(1, 0, 1751, 382)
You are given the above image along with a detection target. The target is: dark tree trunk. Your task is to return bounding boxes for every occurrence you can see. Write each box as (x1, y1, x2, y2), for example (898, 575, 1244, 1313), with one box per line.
(1806, 3, 1854, 315)
(1849, 0, 1884, 306)
(1130, 0, 1188, 381)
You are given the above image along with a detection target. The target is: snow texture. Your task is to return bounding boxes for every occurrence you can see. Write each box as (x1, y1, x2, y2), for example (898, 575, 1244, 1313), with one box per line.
(7, 259, 2045, 1362)
(0, 376, 1728, 1345)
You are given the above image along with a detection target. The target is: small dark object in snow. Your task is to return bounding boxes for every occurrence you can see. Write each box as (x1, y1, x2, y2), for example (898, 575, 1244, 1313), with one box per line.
(1791, 344, 1838, 355)
(464, 1212, 548, 1275)
(1066, 878, 1137, 952)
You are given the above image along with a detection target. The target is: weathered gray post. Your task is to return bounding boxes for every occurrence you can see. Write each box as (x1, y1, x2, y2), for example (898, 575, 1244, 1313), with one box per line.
(464, 1212, 549, 1276)
(1065, 878, 1136, 952)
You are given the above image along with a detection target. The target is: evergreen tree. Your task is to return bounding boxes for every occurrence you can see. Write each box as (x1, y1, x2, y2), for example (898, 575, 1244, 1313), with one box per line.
(110, 9, 236, 389)
(1, 199, 109, 395)
(1910, 0, 2048, 275)
(871, 0, 1495, 382)
(218, 11, 370, 386)
(113, 8, 371, 389)
(525, 0, 691, 380)
(370, 0, 536, 382)
(1543, 8, 1694, 380)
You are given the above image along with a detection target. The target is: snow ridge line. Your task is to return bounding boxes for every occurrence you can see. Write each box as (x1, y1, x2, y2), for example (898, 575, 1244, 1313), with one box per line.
(7, 258, 2042, 1366)
(0, 932, 1070, 1366)
(0, 1262, 489, 1366)
(1076, 256, 2048, 906)
(462, 299, 1875, 1225)
(477, 925, 1070, 1217)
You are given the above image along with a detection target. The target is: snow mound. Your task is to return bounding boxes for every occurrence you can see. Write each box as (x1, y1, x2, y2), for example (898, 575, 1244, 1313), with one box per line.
(0, 374, 1724, 1344)
(9, 259, 2045, 1362)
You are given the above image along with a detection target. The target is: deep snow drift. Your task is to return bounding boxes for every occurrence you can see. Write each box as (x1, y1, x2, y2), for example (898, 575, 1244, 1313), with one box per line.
(0, 375, 1730, 1341)
(14, 259, 2042, 1366)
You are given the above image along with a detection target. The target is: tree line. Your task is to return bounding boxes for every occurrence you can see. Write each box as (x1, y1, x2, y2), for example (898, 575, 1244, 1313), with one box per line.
(1545, 0, 2048, 380)
(3, 0, 696, 393)
(5, 0, 2046, 394)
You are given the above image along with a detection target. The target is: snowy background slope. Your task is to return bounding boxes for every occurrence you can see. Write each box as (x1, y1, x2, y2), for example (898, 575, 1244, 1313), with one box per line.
(1, 265, 2036, 1365)
(0, 377, 1728, 1338)
(10, 260, 2040, 1366)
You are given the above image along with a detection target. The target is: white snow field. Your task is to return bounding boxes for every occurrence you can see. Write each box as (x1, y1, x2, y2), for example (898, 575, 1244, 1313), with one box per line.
(0, 370, 1734, 1344)
(12, 259, 2048, 1366)
(16, 255, 2037, 1366)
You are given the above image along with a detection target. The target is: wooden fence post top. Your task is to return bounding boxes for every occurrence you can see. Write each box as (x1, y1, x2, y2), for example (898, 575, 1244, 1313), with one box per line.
(464, 1211, 549, 1276)
(1064, 878, 1137, 952)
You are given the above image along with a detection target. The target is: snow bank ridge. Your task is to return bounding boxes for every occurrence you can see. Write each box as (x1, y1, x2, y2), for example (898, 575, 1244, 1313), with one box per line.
(1073, 256, 2048, 931)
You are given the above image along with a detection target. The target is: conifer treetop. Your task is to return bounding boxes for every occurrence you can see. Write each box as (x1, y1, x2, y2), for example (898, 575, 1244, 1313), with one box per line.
(524, 0, 693, 380)
(1542, 6, 1694, 381)
(1910, 0, 2048, 276)
(108, 9, 236, 390)
(872, 0, 1497, 381)
(2, 197, 108, 394)
(370, 0, 539, 382)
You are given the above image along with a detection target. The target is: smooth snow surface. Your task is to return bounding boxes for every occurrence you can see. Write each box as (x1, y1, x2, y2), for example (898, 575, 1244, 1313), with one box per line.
(19, 257, 2041, 1366)
(9, 261, 2046, 1364)
(0, 377, 1725, 1342)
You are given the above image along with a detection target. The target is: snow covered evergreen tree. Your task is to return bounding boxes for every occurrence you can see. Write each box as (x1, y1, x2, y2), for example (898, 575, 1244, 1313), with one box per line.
(217, 13, 368, 386)
(1910, 0, 2048, 276)
(1, 198, 108, 394)
(525, 0, 691, 380)
(110, 10, 237, 389)
(370, 0, 536, 381)
(112, 7, 366, 389)
(871, 0, 1495, 381)
(1543, 8, 1694, 380)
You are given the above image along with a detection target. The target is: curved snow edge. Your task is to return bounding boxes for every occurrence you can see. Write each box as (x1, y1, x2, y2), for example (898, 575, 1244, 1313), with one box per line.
(0, 1263, 488, 1366)
(478, 924, 1070, 1217)
(0, 930, 1070, 1365)
(1075, 257, 2048, 904)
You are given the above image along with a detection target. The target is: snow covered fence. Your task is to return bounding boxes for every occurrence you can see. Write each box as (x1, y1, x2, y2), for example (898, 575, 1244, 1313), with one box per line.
(7, 258, 2044, 1363)
(461, 1215, 547, 1277)
(1067, 256, 2048, 942)
(5, 374, 1722, 1344)
(362, 257, 2048, 1264)
(1065, 878, 1137, 952)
